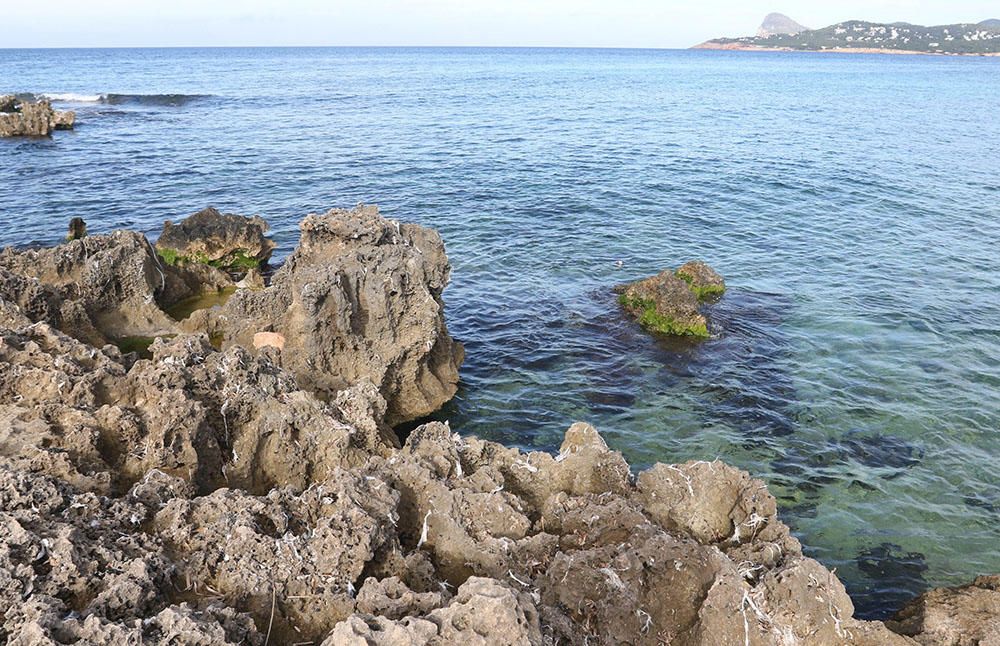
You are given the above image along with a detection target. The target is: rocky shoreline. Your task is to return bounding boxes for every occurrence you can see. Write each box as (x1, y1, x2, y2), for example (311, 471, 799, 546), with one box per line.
(0, 207, 995, 644)
(692, 42, 1000, 56)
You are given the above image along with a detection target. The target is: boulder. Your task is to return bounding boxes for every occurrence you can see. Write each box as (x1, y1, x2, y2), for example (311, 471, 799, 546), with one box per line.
(887, 575, 1000, 645)
(615, 260, 725, 338)
(0, 231, 176, 346)
(202, 204, 464, 425)
(0, 95, 75, 137)
(156, 207, 275, 275)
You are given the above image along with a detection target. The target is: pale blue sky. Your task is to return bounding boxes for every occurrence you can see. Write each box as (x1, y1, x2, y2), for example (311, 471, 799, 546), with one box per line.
(3, 0, 997, 49)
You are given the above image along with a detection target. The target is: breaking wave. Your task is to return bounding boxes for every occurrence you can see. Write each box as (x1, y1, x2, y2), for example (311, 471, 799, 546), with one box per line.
(37, 93, 210, 106)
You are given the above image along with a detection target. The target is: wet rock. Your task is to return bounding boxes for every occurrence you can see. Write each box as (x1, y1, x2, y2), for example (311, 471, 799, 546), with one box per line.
(676, 260, 726, 299)
(616, 269, 709, 338)
(887, 575, 1000, 646)
(156, 206, 275, 274)
(0, 96, 75, 137)
(206, 205, 464, 425)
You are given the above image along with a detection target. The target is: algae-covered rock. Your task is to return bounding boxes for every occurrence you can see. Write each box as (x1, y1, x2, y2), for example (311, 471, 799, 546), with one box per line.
(616, 270, 709, 337)
(615, 260, 726, 338)
(156, 207, 275, 275)
(676, 260, 726, 299)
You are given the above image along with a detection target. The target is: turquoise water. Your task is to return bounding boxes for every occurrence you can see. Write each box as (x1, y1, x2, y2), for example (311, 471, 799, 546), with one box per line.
(1, 47, 999, 618)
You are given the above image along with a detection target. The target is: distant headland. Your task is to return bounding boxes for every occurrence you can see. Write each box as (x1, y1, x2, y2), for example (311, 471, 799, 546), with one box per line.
(695, 13, 1000, 56)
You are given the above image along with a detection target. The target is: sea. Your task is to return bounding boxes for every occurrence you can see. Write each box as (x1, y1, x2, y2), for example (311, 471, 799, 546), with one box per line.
(2, 46, 999, 619)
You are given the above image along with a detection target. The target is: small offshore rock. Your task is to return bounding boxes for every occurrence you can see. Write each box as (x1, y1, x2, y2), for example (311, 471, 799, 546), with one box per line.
(156, 207, 275, 274)
(616, 270, 709, 337)
(615, 260, 725, 338)
(0, 95, 75, 137)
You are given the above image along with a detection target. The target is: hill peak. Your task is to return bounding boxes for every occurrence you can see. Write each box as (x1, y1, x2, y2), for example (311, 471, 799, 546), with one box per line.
(758, 13, 809, 37)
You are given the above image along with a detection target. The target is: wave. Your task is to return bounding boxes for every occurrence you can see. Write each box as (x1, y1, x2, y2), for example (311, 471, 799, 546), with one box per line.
(101, 93, 210, 106)
(39, 93, 104, 103)
(33, 93, 211, 107)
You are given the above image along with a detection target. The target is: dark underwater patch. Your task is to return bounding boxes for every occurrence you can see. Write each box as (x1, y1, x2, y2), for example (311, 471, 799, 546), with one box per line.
(852, 542, 929, 620)
(835, 430, 924, 474)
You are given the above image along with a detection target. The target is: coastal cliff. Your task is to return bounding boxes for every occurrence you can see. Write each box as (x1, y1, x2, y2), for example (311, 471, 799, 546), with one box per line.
(0, 210, 995, 644)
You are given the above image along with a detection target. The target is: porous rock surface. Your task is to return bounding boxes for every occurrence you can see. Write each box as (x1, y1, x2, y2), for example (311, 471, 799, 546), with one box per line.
(0, 205, 462, 425)
(192, 204, 465, 425)
(886, 575, 1000, 645)
(0, 215, 982, 646)
(0, 95, 75, 137)
(0, 231, 178, 346)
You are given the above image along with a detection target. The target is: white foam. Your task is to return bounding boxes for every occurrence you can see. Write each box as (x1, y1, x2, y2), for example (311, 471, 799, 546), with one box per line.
(40, 93, 104, 103)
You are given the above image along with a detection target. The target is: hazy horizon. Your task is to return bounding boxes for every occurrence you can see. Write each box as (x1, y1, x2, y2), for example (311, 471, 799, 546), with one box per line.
(2, 1, 998, 49)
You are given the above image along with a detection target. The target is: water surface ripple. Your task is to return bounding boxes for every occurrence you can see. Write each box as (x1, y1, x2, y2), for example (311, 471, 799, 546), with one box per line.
(2, 47, 999, 618)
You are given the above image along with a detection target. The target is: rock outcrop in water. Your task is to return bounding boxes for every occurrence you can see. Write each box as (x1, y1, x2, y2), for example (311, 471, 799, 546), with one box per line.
(0, 95, 75, 137)
(0, 215, 990, 645)
(156, 207, 275, 276)
(616, 261, 725, 338)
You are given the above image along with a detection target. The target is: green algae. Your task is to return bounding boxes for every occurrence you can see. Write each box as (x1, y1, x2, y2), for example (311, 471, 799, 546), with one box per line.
(114, 335, 176, 359)
(676, 269, 726, 300)
(164, 286, 237, 322)
(210, 250, 260, 272)
(156, 247, 182, 266)
(156, 247, 260, 273)
(618, 293, 709, 338)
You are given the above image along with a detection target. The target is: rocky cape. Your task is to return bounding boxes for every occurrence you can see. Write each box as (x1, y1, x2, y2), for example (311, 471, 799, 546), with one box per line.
(695, 17, 1000, 56)
(0, 208, 995, 645)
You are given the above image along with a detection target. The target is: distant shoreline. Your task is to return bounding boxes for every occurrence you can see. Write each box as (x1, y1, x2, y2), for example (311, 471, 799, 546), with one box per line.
(693, 42, 1000, 57)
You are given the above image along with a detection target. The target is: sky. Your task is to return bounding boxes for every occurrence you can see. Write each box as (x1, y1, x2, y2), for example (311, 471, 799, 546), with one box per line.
(2, 0, 998, 49)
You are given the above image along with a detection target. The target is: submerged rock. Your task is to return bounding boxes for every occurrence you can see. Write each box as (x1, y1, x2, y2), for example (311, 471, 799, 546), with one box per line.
(156, 206, 275, 275)
(0, 95, 75, 137)
(616, 260, 726, 338)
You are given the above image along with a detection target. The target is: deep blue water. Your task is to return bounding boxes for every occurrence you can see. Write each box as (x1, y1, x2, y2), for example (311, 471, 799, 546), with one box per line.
(2, 47, 999, 618)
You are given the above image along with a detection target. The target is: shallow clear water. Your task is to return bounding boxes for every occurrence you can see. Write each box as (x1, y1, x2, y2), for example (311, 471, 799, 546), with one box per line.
(2, 47, 999, 618)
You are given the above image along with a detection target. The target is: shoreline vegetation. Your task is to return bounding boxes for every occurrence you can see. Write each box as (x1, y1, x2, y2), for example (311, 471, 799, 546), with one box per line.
(693, 42, 1000, 57)
(0, 206, 996, 644)
(695, 15, 1000, 56)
